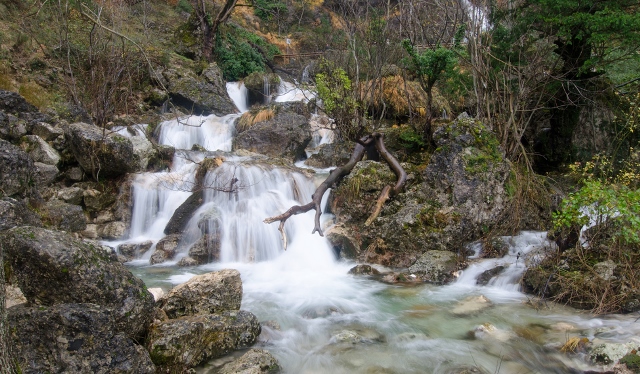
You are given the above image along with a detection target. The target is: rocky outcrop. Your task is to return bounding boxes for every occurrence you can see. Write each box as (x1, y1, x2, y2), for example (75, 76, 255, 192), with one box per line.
(65, 122, 139, 178)
(234, 105, 312, 161)
(158, 269, 242, 319)
(328, 115, 510, 272)
(0, 90, 50, 141)
(218, 349, 280, 374)
(146, 310, 260, 368)
(304, 141, 353, 168)
(8, 304, 155, 374)
(0, 139, 38, 198)
(164, 62, 238, 116)
(2, 226, 155, 339)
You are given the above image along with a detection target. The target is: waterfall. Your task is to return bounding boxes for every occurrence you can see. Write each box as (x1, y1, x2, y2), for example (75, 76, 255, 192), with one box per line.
(263, 76, 272, 104)
(226, 82, 248, 112)
(301, 64, 311, 83)
(156, 114, 237, 151)
(172, 163, 322, 263)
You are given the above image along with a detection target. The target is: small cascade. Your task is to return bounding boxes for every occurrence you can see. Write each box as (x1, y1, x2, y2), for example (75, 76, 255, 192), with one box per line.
(263, 75, 272, 104)
(276, 81, 315, 103)
(301, 64, 311, 83)
(156, 114, 237, 151)
(128, 157, 197, 241)
(226, 82, 248, 112)
(453, 231, 554, 298)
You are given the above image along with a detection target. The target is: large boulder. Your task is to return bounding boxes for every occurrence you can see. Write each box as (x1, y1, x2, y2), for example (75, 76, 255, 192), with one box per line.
(234, 105, 312, 161)
(158, 269, 242, 319)
(65, 122, 139, 178)
(41, 199, 87, 232)
(0, 197, 42, 231)
(2, 226, 155, 339)
(165, 62, 238, 116)
(243, 72, 281, 106)
(0, 138, 38, 198)
(186, 234, 221, 264)
(8, 303, 156, 374)
(146, 310, 261, 369)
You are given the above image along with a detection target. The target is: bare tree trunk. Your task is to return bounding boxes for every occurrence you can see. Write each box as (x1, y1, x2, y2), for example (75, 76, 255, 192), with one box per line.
(0, 242, 17, 374)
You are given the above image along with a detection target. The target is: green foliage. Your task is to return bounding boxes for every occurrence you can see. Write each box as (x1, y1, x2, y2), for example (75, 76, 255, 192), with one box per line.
(215, 26, 278, 81)
(253, 0, 287, 21)
(315, 60, 366, 140)
(176, 0, 193, 13)
(553, 181, 640, 244)
(518, 0, 640, 73)
(401, 40, 457, 90)
(398, 127, 425, 152)
(620, 354, 640, 370)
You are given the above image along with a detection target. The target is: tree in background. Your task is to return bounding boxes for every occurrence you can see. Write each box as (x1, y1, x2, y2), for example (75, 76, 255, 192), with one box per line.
(502, 0, 640, 169)
(402, 40, 457, 138)
(191, 0, 240, 61)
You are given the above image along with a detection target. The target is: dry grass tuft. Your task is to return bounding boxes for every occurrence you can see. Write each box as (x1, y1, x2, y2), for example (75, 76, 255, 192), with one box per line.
(236, 108, 275, 133)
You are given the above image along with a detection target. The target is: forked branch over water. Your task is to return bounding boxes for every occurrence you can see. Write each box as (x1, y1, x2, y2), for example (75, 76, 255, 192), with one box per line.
(264, 133, 407, 249)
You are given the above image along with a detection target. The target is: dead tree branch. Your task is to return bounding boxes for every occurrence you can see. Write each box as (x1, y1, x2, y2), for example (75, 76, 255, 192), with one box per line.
(264, 133, 406, 249)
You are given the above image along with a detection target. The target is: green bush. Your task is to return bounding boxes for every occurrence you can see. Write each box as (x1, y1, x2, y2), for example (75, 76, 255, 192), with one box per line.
(215, 26, 279, 81)
(553, 181, 640, 244)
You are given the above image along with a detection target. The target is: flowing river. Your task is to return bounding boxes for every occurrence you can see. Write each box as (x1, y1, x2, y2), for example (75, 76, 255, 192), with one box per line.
(112, 83, 640, 374)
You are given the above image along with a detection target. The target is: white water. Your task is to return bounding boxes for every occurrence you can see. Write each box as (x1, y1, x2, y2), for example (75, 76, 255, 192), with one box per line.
(119, 84, 639, 374)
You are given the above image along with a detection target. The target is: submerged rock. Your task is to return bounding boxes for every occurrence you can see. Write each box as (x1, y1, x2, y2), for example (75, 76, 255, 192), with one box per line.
(146, 310, 261, 369)
(218, 349, 281, 374)
(159, 269, 242, 319)
(476, 265, 506, 286)
(348, 264, 381, 276)
(8, 303, 155, 374)
(2, 226, 155, 339)
(589, 342, 638, 365)
(451, 295, 492, 316)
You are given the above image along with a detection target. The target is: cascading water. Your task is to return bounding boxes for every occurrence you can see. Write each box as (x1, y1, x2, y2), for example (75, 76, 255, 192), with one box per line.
(120, 84, 640, 374)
